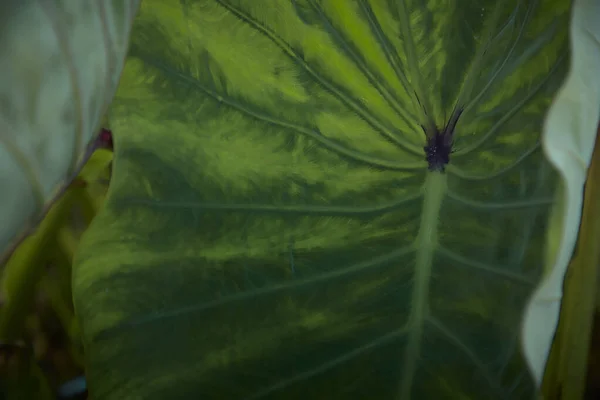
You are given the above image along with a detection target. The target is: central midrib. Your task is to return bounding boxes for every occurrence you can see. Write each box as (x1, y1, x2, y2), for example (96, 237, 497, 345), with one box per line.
(398, 171, 447, 399)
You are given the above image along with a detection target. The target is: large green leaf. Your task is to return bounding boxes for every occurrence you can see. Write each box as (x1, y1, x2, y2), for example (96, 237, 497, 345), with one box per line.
(0, 0, 139, 263)
(74, 0, 579, 398)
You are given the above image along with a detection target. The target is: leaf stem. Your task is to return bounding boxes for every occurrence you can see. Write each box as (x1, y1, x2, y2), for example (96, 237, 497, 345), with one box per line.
(0, 187, 81, 342)
(398, 171, 446, 399)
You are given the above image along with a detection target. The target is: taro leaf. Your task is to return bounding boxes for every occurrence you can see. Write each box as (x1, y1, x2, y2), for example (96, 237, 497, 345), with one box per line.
(0, 0, 139, 263)
(74, 0, 572, 398)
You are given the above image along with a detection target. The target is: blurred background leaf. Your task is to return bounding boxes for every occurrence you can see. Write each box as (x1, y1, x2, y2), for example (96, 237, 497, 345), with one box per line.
(0, 1, 139, 397)
(0, 0, 138, 265)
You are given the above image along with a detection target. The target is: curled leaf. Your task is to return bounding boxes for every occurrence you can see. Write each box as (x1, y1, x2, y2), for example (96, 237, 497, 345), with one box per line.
(0, 0, 141, 262)
(522, 0, 600, 386)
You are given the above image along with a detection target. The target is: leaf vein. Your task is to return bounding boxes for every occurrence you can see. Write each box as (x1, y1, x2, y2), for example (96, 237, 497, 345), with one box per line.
(215, 0, 423, 157)
(307, 0, 420, 133)
(133, 54, 423, 171)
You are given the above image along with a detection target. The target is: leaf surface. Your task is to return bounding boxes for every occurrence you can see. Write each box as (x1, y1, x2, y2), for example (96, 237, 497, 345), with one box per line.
(75, 0, 572, 398)
(0, 0, 139, 262)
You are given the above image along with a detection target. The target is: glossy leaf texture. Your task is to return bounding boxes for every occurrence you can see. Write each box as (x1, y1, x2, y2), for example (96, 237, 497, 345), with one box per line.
(74, 0, 570, 399)
(0, 0, 140, 261)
